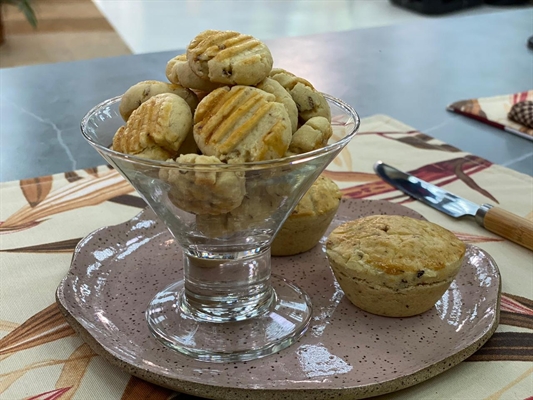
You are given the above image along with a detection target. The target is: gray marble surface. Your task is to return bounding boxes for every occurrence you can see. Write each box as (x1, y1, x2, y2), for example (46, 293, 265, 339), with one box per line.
(0, 9, 531, 182)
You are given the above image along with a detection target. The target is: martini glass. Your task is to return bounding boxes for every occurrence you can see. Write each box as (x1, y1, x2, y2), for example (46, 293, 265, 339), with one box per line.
(81, 94, 359, 362)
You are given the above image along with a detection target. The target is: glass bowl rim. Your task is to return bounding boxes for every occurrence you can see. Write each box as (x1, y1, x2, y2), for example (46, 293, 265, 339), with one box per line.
(80, 93, 360, 171)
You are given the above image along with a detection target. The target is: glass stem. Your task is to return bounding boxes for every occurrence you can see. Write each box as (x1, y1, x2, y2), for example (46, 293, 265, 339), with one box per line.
(180, 247, 275, 322)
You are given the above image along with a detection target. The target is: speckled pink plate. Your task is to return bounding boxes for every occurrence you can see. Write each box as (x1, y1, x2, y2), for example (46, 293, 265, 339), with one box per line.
(56, 199, 501, 400)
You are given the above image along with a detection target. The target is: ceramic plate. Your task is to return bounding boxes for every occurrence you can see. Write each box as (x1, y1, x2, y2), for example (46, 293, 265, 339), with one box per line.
(56, 199, 501, 400)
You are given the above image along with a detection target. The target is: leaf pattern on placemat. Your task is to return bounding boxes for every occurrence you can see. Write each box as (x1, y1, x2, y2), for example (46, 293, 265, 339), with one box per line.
(0, 320, 19, 332)
(64, 171, 83, 183)
(393, 133, 461, 152)
(0, 369, 26, 394)
(452, 232, 504, 244)
(0, 306, 96, 398)
(84, 167, 99, 177)
(0, 220, 43, 235)
(121, 377, 175, 400)
(26, 387, 72, 400)
(449, 99, 488, 119)
(359, 131, 462, 152)
(453, 158, 498, 204)
(467, 332, 533, 362)
(322, 170, 379, 183)
(1, 169, 134, 234)
(0, 304, 75, 357)
(500, 294, 533, 330)
(20, 176, 53, 208)
(468, 293, 533, 362)
(107, 194, 147, 209)
(0, 238, 82, 253)
(55, 343, 96, 400)
(341, 155, 495, 202)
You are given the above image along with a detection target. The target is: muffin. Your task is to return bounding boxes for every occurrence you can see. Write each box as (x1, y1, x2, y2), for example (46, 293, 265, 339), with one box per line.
(326, 215, 466, 317)
(271, 176, 341, 256)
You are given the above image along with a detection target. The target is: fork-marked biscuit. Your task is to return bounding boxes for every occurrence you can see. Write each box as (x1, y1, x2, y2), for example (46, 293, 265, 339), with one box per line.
(256, 77, 298, 133)
(166, 54, 226, 92)
(113, 93, 194, 160)
(286, 116, 333, 155)
(193, 86, 292, 163)
(270, 68, 331, 122)
(119, 80, 198, 121)
(187, 30, 273, 86)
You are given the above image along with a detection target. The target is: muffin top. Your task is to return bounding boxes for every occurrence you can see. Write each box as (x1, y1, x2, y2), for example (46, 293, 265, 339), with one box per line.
(289, 176, 341, 218)
(326, 215, 466, 286)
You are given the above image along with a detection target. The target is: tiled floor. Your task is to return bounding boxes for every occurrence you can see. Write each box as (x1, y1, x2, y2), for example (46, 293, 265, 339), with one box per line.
(93, 0, 529, 54)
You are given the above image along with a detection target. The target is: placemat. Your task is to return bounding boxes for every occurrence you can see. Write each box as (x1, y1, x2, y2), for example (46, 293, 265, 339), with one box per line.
(1, 115, 532, 400)
(447, 90, 533, 141)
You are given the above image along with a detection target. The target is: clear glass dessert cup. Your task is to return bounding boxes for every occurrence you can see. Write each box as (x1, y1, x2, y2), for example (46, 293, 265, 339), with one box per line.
(81, 94, 360, 363)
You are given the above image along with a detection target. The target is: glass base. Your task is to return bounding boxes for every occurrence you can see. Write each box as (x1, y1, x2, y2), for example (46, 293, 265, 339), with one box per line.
(146, 274, 312, 363)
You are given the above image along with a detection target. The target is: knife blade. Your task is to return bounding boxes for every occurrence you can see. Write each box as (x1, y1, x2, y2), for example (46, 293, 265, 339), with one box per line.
(374, 161, 533, 251)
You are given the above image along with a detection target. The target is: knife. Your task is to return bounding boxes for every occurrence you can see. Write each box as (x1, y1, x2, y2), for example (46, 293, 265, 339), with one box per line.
(373, 161, 533, 251)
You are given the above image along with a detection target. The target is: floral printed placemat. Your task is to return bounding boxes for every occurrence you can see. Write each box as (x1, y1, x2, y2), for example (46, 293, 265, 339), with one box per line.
(447, 90, 533, 140)
(1, 115, 532, 400)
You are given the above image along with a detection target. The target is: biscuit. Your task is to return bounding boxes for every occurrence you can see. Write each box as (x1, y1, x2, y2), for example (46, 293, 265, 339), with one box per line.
(269, 68, 331, 122)
(113, 93, 195, 160)
(256, 77, 298, 133)
(165, 55, 182, 84)
(286, 116, 332, 155)
(160, 154, 245, 215)
(119, 80, 198, 121)
(187, 30, 273, 86)
(326, 215, 466, 317)
(196, 167, 298, 237)
(272, 176, 341, 256)
(112, 126, 173, 161)
(193, 85, 292, 163)
(167, 54, 226, 92)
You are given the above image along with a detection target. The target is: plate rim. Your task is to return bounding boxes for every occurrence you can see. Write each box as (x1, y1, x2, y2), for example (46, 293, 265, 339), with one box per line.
(55, 199, 502, 399)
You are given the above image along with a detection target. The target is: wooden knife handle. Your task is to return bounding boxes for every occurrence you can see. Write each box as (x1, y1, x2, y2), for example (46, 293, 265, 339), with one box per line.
(483, 207, 533, 250)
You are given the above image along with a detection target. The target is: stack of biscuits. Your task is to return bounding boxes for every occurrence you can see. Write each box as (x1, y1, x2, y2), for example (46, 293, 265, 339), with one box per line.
(111, 29, 341, 255)
(113, 29, 332, 164)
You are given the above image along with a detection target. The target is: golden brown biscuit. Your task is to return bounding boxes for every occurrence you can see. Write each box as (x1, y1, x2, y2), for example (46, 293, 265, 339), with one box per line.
(193, 85, 292, 163)
(119, 80, 198, 121)
(112, 126, 173, 161)
(196, 183, 285, 237)
(195, 168, 297, 237)
(166, 54, 226, 92)
(165, 55, 182, 84)
(272, 176, 341, 256)
(269, 68, 331, 122)
(113, 93, 195, 160)
(326, 215, 466, 317)
(160, 154, 245, 215)
(191, 89, 210, 101)
(256, 77, 298, 133)
(187, 30, 273, 86)
(286, 116, 333, 155)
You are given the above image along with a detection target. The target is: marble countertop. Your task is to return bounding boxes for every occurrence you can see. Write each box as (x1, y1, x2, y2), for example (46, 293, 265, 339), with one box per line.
(1, 9, 531, 181)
